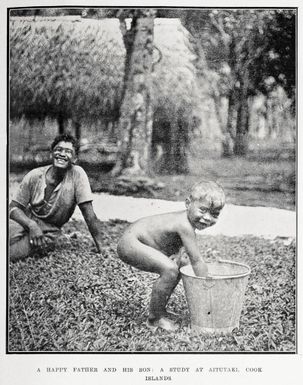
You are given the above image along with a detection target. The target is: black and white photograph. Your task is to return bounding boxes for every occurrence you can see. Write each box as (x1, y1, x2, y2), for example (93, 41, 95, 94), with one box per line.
(1, 0, 301, 384)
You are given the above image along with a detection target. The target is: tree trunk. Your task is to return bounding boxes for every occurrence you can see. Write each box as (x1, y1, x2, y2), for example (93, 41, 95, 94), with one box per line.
(73, 121, 81, 142)
(234, 71, 250, 156)
(222, 89, 237, 157)
(112, 10, 155, 177)
(212, 89, 234, 157)
(57, 113, 65, 135)
(174, 118, 189, 174)
(159, 111, 189, 174)
(265, 97, 273, 137)
(221, 36, 238, 157)
(234, 100, 249, 155)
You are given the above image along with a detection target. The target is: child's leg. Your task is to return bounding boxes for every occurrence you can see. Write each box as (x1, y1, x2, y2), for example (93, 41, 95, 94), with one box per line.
(117, 237, 180, 325)
(148, 262, 179, 321)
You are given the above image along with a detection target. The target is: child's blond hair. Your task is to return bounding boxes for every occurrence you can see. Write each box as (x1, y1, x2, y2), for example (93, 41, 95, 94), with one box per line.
(188, 180, 225, 208)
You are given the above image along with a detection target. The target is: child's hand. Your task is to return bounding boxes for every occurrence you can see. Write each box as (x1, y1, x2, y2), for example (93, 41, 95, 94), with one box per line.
(192, 260, 208, 277)
(170, 248, 190, 268)
(170, 252, 182, 267)
(179, 247, 190, 267)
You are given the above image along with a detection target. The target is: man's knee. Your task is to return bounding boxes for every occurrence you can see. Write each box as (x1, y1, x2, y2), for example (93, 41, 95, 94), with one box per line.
(9, 236, 31, 262)
(9, 219, 26, 246)
(9, 219, 31, 261)
(9, 219, 60, 262)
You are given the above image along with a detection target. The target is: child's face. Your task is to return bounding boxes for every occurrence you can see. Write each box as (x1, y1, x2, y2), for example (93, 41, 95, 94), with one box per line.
(186, 196, 223, 230)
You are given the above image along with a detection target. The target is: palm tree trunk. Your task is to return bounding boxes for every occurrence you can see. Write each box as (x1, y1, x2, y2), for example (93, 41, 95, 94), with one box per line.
(112, 10, 156, 176)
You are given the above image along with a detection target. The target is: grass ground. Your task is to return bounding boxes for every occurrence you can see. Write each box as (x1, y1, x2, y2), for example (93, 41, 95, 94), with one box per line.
(9, 219, 295, 352)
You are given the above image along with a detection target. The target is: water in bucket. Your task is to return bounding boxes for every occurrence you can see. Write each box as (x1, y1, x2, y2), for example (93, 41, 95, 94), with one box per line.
(180, 259, 251, 334)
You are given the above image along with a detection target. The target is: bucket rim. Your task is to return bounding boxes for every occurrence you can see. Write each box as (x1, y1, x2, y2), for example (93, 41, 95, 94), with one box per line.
(180, 259, 251, 280)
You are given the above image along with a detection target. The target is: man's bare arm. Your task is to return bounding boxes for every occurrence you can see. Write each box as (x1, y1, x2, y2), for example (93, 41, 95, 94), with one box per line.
(79, 201, 104, 252)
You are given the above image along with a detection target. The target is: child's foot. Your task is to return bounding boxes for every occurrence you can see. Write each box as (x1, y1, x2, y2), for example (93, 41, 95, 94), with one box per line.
(147, 317, 179, 332)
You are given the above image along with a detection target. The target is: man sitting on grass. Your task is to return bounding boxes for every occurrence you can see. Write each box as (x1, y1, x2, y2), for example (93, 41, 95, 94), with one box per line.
(9, 133, 104, 261)
(117, 180, 225, 331)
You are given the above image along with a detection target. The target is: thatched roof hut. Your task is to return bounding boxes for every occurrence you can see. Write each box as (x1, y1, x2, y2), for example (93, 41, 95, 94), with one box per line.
(10, 16, 199, 126)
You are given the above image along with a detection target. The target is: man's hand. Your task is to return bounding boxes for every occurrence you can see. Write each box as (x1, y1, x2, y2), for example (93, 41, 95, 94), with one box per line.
(28, 222, 47, 247)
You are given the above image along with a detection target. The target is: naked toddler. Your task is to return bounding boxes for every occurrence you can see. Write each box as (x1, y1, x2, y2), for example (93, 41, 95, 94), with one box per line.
(117, 181, 225, 331)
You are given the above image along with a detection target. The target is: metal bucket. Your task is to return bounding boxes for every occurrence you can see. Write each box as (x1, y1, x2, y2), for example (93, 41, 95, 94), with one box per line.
(180, 260, 251, 334)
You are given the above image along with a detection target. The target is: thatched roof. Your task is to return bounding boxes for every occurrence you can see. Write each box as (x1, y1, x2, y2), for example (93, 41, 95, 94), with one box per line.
(153, 18, 198, 117)
(10, 16, 199, 122)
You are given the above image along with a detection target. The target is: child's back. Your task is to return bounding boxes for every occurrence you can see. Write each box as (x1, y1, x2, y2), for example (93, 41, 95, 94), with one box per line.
(119, 211, 186, 257)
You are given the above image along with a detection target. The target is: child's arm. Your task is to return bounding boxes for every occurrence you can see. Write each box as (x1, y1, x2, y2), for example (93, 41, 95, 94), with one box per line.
(179, 228, 208, 277)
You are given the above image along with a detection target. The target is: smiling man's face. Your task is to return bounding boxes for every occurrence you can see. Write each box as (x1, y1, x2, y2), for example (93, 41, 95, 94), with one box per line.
(51, 141, 76, 170)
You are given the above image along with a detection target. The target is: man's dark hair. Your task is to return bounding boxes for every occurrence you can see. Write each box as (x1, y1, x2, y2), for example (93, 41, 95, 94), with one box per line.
(51, 133, 79, 155)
